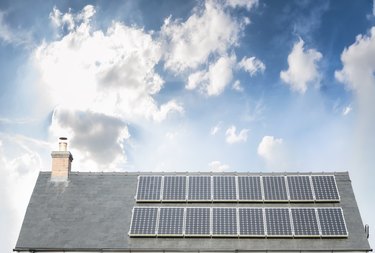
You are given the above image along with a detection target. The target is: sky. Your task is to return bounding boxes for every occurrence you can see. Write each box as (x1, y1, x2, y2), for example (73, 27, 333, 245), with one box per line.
(0, 0, 374, 251)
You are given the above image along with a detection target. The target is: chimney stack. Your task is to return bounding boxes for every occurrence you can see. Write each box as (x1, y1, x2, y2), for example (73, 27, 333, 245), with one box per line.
(51, 137, 73, 181)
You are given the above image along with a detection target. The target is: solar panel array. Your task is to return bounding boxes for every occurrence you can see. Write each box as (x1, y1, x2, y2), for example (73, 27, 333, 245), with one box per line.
(129, 207, 348, 238)
(135, 175, 340, 202)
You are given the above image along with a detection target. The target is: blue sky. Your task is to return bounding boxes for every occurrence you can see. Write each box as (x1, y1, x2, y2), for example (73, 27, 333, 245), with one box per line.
(0, 0, 375, 251)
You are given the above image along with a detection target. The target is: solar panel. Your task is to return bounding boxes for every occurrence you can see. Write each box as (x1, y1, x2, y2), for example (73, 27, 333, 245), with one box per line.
(162, 176, 186, 202)
(312, 175, 340, 201)
(136, 176, 162, 202)
(265, 208, 292, 237)
(213, 176, 237, 201)
(238, 208, 265, 237)
(238, 176, 262, 201)
(212, 208, 238, 236)
(157, 207, 184, 236)
(187, 176, 211, 201)
(291, 208, 320, 237)
(129, 207, 158, 236)
(263, 176, 288, 201)
(185, 208, 211, 236)
(317, 208, 348, 237)
(287, 176, 314, 201)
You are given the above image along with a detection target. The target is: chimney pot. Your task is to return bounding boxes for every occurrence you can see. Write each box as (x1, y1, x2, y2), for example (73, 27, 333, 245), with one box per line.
(59, 137, 68, 151)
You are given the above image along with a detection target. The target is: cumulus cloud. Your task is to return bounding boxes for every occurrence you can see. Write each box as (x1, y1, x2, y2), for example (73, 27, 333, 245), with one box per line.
(335, 26, 375, 165)
(161, 0, 244, 73)
(50, 5, 95, 32)
(224, 0, 258, 10)
(186, 55, 236, 96)
(257, 136, 287, 169)
(209, 160, 229, 172)
(36, 5, 182, 122)
(225, 125, 249, 144)
(49, 108, 129, 170)
(280, 39, 322, 94)
(161, 0, 260, 96)
(238, 56, 265, 76)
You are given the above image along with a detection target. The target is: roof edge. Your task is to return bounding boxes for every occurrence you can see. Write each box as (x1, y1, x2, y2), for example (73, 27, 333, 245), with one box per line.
(39, 171, 350, 176)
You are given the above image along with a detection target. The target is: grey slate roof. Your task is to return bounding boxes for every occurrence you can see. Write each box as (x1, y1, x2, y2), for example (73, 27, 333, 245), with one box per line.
(15, 171, 372, 252)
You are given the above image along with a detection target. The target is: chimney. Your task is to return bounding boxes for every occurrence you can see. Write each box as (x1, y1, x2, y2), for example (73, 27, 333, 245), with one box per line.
(51, 137, 73, 181)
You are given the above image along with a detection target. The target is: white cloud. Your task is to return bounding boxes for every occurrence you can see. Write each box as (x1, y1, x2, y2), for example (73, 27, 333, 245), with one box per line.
(335, 27, 375, 153)
(334, 27, 375, 249)
(35, 5, 182, 122)
(232, 80, 243, 92)
(49, 5, 95, 33)
(280, 38, 322, 94)
(161, 0, 245, 73)
(224, 0, 258, 10)
(0, 10, 32, 46)
(342, 105, 352, 116)
(238, 56, 265, 76)
(257, 135, 286, 168)
(186, 55, 236, 96)
(49, 108, 129, 170)
(0, 136, 41, 253)
(209, 160, 229, 172)
(210, 122, 222, 135)
(225, 125, 249, 144)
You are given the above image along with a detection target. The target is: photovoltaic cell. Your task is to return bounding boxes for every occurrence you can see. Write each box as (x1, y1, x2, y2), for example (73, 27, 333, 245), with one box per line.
(238, 208, 264, 237)
(212, 208, 237, 236)
(263, 176, 288, 201)
(157, 208, 184, 236)
(162, 176, 186, 201)
(317, 208, 348, 237)
(213, 176, 237, 201)
(287, 176, 314, 201)
(312, 175, 340, 201)
(238, 176, 262, 201)
(265, 208, 292, 237)
(129, 207, 158, 236)
(291, 208, 319, 237)
(188, 176, 211, 201)
(136, 176, 162, 202)
(185, 208, 210, 236)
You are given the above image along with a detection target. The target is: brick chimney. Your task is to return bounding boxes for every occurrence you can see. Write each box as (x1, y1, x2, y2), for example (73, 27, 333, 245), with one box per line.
(51, 137, 73, 181)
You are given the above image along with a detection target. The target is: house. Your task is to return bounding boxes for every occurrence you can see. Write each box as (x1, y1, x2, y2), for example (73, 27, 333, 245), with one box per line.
(14, 138, 372, 252)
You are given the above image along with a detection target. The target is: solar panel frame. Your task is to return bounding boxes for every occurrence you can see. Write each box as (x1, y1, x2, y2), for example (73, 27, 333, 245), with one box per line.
(184, 207, 211, 237)
(135, 176, 162, 202)
(238, 208, 265, 237)
(128, 207, 158, 237)
(238, 176, 263, 202)
(312, 175, 340, 202)
(263, 176, 289, 202)
(287, 176, 314, 202)
(317, 207, 348, 238)
(212, 176, 237, 201)
(162, 176, 187, 202)
(291, 208, 320, 237)
(265, 208, 293, 237)
(187, 176, 212, 202)
(157, 207, 185, 237)
(212, 207, 238, 237)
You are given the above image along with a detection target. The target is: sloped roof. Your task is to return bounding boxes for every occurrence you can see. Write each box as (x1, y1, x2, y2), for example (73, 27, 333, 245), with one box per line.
(15, 171, 371, 252)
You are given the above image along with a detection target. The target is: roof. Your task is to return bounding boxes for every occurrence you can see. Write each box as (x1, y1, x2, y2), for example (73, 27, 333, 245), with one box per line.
(15, 171, 372, 252)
